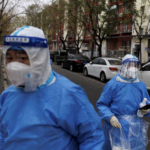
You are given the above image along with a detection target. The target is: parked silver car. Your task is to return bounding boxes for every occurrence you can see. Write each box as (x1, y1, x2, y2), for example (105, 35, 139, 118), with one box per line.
(83, 57, 121, 82)
(138, 62, 150, 91)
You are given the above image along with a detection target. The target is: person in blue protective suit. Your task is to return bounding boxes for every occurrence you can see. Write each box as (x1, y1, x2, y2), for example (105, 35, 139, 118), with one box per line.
(0, 26, 105, 150)
(96, 54, 150, 150)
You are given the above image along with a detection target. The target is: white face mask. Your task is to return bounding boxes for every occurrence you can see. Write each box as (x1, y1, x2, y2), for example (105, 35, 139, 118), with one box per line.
(6, 62, 30, 87)
(127, 67, 139, 79)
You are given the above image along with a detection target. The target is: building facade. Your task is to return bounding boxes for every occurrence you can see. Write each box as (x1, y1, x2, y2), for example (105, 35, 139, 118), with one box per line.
(50, 0, 150, 62)
(104, 0, 132, 58)
(131, 0, 150, 63)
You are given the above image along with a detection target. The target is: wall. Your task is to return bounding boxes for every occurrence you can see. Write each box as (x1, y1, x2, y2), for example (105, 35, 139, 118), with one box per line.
(132, 37, 148, 63)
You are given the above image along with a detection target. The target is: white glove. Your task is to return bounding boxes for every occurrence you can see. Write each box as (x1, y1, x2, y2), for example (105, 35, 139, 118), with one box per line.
(110, 116, 122, 129)
(140, 109, 150, 115)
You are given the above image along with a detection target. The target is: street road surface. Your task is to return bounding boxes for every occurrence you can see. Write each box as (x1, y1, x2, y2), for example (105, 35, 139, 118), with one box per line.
(52, 63, 105, 109)
(52, 63, 150, 150)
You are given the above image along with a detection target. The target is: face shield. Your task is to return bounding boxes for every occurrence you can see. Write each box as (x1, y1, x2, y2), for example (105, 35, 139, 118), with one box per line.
(120, 55, 140, 79)
(3, 26, 51, 92)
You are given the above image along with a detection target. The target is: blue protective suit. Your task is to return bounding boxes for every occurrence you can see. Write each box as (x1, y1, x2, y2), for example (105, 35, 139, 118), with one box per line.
(96, 74, 150, 150)
(0, 71, 104, 150)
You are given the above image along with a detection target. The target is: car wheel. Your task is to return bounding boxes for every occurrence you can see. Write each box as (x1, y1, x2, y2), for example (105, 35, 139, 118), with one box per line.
(70, 64, 73, 71)
(84, 68, 88, 76)
(61, 62, 64, 68)
(100, 72, 106, 82)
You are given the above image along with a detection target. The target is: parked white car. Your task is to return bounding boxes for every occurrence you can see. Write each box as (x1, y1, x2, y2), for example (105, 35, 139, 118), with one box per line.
(138, 62, 150, 91)
(83, 57, 121, 82)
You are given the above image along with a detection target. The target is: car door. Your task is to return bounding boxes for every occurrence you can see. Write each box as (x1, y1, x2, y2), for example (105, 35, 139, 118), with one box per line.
(63, 55, 70, 68)
(66, 55, 73, 68)
(94, 59, 107, 77)
(138, 63, 150, 89)
(88, 58, 100, 76)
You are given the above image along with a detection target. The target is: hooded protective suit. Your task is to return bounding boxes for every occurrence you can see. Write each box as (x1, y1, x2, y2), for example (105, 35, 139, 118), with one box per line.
(0, 26, 105, 150)
(96, 54, 150, 150)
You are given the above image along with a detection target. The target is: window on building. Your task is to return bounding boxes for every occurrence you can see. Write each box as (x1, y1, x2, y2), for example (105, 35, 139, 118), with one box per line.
(82, 43, 89, 47)
(140, 28, 143, 35)
(141, 6, 145, 15)
(115, 25, 118, 30)
(113, 42, 117, 50)
(124, 24, 128, 32)
(128, 41, 131, 47)
(107, 40, 111, 50)
(124, 3, 128, 12)
(118, 5, 123, 14)
(87, 30, 91, 36)
(148, 39, 150, 48)
(119, 24, 123, 32)
(122, 41, 127, 47)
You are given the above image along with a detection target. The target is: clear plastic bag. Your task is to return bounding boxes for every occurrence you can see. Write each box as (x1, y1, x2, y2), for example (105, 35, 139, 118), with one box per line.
(109, 115, 149, 150)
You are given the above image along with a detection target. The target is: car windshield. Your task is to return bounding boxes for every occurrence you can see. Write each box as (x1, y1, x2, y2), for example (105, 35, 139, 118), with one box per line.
(60, 52, 67, 56)
(75, 55, 90, 60)
(108, 60, 122, 65)
(50, 51, 58, 55)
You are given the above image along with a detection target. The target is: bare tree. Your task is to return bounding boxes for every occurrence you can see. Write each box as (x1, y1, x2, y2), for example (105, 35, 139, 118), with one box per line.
(0, 0, 25, 36)
(67, 0, 119, 57)
(49, 0, 69, 51)
(25, 4, 42, 27)
(131, 0, 150, 62)
(67, 0, 88, 54)
(10, 15, 27, 31)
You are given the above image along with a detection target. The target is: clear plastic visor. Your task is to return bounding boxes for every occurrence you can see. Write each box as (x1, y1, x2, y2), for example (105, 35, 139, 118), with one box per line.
(6, 49, 30, 66)
(126, 61, 140, 69)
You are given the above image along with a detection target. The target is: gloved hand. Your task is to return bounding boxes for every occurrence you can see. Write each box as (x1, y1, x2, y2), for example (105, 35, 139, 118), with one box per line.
(140, 109, 150, 115)
(110, 116, 122, 129)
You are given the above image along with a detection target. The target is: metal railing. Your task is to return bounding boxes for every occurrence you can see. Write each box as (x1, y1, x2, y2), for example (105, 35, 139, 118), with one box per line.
(119, 46, 131, 51)
(106, 49, 131, 58)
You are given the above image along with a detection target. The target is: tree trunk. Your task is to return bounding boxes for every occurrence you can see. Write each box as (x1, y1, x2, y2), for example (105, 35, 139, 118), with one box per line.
(76, 48, 79, 54)
(139, 38, 142, 62)
(62, 43, 66, 50)
(98, 42, 102, 57)
(90, 41, 94, 60)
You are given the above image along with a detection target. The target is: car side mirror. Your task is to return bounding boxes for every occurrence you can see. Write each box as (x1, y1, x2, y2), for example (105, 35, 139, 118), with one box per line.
(90, 62, 92, 65)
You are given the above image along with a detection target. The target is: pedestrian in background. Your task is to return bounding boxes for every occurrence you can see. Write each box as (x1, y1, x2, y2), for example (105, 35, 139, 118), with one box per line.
(0, 26, 104, 150)
(96, 54, 150, 150)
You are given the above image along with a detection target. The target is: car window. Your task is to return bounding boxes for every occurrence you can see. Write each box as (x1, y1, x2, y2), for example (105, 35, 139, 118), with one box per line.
(60, 52, 67, 56)
(72, 55, 76, 59)
(142, 64, 150, 71)
(99, 59, 106, 65)
(68, 55, 72, 59)
(75, 55, 90, 60)
(107, 60, 122, 65)
(92, 58, 100, 64)
(54, 51, 59, 55)
(69, 55, 75, 59)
